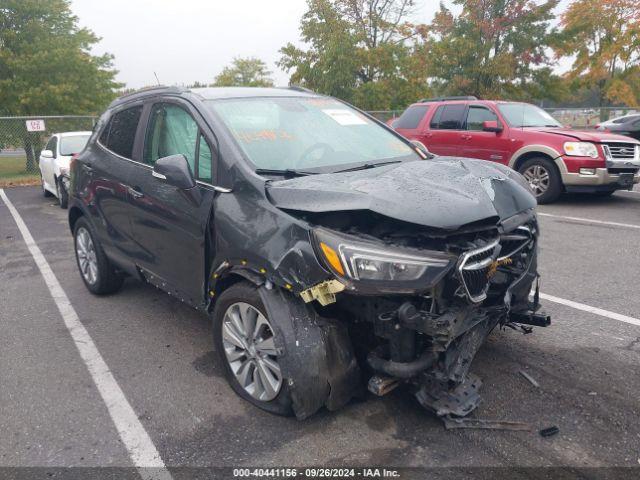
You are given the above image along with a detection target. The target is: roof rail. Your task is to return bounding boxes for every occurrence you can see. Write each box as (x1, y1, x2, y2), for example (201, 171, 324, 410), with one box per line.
(419, 96, 478, 102)
(110, 85, 187, 106)
(286, 85, 316, 94)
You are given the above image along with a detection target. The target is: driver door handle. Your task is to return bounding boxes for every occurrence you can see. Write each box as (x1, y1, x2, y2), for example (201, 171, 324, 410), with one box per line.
(128, 186, 144, 199)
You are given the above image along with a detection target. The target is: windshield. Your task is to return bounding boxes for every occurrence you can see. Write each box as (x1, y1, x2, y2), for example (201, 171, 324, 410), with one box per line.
(206, 97, 417, 172)
(497, 104, 561, 128)
(59, 135, 90, 156)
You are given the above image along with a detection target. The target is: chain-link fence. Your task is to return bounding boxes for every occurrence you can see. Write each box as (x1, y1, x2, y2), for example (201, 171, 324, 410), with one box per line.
(0, 116, 96, 183)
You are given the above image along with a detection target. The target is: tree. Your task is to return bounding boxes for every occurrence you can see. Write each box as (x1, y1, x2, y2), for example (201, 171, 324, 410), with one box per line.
(0, 0, 120, 169)
(213, 57, 275, 87)
(556, 0, 640, 108)
(278, 0, 431, 110)
(427, 0, 560, 100)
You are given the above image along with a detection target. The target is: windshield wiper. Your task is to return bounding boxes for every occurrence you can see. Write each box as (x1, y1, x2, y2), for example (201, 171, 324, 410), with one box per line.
(332, 160, 402, 174)
(254, 168, 316, 177)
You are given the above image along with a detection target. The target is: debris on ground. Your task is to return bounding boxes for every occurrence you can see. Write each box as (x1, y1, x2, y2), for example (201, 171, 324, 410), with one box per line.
(442, 415, 532, 431)
(539, 425, 560, 437)
(519, 370, 540, 388)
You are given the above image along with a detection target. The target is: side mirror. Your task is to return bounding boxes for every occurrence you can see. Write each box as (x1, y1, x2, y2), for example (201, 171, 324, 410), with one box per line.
(41, 149, 54, 159)
(482, 120, 503, 133)
(153, 154, 195, 189)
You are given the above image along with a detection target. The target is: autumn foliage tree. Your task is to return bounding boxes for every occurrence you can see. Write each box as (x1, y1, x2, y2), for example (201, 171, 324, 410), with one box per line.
(0, 0, 120, 169)
(213, 57, 275, 87)
(279, 0, 431, 110)
(427, 0, 560, 100)
(556, 0, 640, 107)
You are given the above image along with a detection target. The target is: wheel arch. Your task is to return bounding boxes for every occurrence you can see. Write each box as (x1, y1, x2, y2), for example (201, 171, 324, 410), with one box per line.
(68, 206, 84, 233)
(208, 269, 264, 311)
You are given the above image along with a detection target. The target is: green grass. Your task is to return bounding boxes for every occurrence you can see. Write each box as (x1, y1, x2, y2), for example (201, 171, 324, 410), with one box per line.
(0, 156, 40, 185)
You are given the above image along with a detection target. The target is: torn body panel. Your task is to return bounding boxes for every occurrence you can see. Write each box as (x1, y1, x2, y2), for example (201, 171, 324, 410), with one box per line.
(257, 285, 363, 419)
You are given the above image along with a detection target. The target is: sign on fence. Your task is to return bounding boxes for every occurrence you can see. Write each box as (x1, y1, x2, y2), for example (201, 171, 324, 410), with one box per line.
(25, 119, 46, 132)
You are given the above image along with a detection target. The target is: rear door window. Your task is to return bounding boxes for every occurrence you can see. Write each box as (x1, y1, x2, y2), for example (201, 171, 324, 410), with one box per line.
(394, 105, 429, 130)
(465, 106, 498, 131)
(101, 106, 143, 159)
(432, 104, 466, 130)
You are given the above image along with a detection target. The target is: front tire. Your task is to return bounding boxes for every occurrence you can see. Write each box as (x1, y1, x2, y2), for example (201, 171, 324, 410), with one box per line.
(518, 157, 562, 204)
(73, 217, 123, 295)
(212, 282, 293, 416)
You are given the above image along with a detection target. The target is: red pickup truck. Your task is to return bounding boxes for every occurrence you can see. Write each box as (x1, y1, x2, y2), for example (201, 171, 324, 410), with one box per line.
(390, 97, 640, 203)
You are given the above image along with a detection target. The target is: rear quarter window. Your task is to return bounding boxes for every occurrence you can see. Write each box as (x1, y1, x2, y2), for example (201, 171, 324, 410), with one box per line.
(394, 105, 429, 130)
(100, 106, 143, 159)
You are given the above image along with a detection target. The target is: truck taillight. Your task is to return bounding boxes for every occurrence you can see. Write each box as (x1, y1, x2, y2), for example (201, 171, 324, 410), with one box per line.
(70, 153, 79, 169)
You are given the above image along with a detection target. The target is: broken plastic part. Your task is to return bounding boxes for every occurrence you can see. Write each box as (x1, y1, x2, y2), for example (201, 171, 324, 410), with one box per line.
(257, 285, 362, 419)
(539, 425, 559, 437)
(415, 374, 483, 417)
(519, 370, 540, 388)
(299, 279, 346, 306)
(368, 375, 400, 396)
(443, 416, 532, 431)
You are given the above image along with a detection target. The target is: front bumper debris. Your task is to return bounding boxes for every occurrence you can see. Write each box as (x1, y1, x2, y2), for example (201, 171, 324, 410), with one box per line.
(562, 167, 640, 191)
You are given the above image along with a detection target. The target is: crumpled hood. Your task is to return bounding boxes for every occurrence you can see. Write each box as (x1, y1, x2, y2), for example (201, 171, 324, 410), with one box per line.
(533, 127, 639, 143)
(266, 158, 536, 231)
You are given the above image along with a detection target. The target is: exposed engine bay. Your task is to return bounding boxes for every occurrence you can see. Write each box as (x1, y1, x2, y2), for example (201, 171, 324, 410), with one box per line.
(290, 209, 549, 418)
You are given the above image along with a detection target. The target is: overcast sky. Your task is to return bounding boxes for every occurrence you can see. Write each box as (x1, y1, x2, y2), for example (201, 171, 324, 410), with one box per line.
(69, 0, 569, 89)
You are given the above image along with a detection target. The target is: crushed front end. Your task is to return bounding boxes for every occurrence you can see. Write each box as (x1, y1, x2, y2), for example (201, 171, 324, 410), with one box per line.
(304, 209, 549, 418)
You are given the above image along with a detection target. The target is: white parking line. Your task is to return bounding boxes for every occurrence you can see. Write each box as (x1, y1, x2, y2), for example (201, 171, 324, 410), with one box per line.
(538, 212, 640, 230)
(540, 293, 640, 327)
(0, 189, 172, 480)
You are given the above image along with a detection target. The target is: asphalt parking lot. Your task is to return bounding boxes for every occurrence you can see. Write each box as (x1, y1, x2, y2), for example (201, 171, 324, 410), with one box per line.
(1, 185, 640, 477)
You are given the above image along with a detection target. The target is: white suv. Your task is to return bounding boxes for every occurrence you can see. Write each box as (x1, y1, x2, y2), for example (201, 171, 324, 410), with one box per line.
(39, 131, 91, 208)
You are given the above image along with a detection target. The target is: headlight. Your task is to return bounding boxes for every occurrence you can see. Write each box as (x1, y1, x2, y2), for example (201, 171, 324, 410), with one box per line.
(563, 142, 599, 158)
(313, 228, 453, 283)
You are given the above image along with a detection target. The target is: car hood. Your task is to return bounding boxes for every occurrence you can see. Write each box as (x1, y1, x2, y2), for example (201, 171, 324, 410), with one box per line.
(532, 127, 639, 143)
(266, 158, 536, 231)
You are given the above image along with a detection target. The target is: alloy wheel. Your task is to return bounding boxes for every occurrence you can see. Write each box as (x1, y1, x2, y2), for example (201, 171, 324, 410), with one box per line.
(522, 164, 550, 196)
(76, 227, 98, 285)
(222, 302, 283, 401)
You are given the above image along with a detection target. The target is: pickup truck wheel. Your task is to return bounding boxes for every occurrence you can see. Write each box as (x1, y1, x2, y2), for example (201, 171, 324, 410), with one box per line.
(56, 177, 69, 209)
(213, 282, 293, 416)
(518, 157, 562, 204)
(73, 217, 124, 295)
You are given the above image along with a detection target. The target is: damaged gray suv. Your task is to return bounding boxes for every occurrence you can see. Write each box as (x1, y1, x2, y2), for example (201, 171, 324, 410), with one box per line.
(69, 86, 549, 420)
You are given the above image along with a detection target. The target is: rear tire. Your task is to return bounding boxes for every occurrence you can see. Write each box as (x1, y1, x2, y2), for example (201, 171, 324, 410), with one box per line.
(212, 281, 293, 416)
(73, 217, 123, 295)
(56, 177, 69, 209)
(518, 157, 562, 204)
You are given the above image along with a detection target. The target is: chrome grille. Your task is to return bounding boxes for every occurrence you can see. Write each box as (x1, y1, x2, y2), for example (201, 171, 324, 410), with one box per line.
(458, 239, 499, 303)
(603, 143, 639, 162)
(498, 226, 532, 260)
